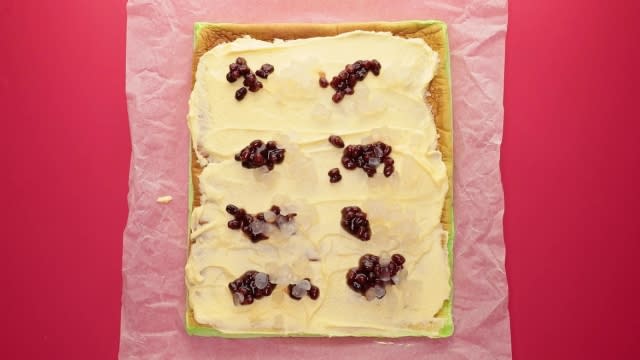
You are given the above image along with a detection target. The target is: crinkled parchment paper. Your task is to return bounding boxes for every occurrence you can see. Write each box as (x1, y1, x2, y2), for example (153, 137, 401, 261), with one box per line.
(121, 0, 510, 358)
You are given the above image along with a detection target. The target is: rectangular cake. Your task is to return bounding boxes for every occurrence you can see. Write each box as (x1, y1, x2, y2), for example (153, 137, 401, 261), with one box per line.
(186, 21, 454, 338)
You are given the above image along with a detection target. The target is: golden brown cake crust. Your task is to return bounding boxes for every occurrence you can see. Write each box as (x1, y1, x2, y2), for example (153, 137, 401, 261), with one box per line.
(187, 21, 453, 336)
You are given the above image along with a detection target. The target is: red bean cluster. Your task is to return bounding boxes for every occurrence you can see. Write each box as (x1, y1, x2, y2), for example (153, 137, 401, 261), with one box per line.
(340, 206, 372, 241)
(341, 141, 395, 177)
(228, 270, 277, 305)
(226, 204, 268, 242)
(287, 278, 320, 301)
(327, 60, 381, 103)
(256, 205, 297, 228)
(226, 57, 274, 101)
(226, 204, 296, 242)
(234, 139, 285, 171)
(346, 253, 406, 300)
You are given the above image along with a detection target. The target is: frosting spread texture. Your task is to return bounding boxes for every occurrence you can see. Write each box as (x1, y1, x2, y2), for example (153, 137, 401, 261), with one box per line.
(186, 30, 450, 337)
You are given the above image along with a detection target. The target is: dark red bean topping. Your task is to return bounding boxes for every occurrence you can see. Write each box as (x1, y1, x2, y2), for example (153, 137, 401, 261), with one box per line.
(391, 254, 405, 265)
(280, 213, 297, 225)
(346, 268, 358, 283)
(226, 72, 238, 83)
(267, 148, 285, 164)
(226, 204, 239, 215)
(340, 206, 372, 241)
(328, 135, 345, 148)
(308, 285, 320, 300)
(339, 141, 394, 178)
(351, 273, 368, 291)
(229, 270, 277, 305)
(226, 59, 274, 99)
(250, 139, 263, 148)
(237, 64, 250, 75)
(234, 139, 285, 171)
(248, 231, 268, 242)
(346, 253, 406, 299)
(347, 75, 358, 88)
(363, 165, 376, 177)
(235, 87, 247, 101)
(248, 81, 263, 92)
(328, 168, 342, 183)
(383, 164, 395, 177)
(319, 73, 329, 88)
(341, 156, 357, 170)
(343, 145, 358, 157)
(264, 285, 273, 296)
(387, 261, 398, 274)
(227, 219, 242, 230)
(369, 59, 381, 76)
(287, 279, 320, 301)
(255, 69, 268, 79)
(327, 59, 381, 102)
(243, 73, 257, 87)
(329, 76, 340, 88)
(225, 203, 296, 242)
(356, 68, 368, 80)
(260, 63, 275, 74)
(252, 153, 265, 166)
(359, 254, 377, 271)
(233, 212, 269, 242)
(287, 284, 302, 300)
(332, 91, 345, 103)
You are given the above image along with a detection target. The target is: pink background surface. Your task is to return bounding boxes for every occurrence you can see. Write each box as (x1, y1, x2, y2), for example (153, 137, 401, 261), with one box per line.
(1, 0, 639, 359)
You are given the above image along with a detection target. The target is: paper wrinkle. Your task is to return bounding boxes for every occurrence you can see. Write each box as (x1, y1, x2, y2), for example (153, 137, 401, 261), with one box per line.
(121, 0, 510, 358)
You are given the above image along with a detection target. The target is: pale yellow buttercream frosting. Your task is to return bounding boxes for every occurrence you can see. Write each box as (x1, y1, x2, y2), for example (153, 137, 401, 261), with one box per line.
(186, 30, 450, 337)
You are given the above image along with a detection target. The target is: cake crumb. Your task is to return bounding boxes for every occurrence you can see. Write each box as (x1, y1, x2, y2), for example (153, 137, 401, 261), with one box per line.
(156, 195, 173, 204)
